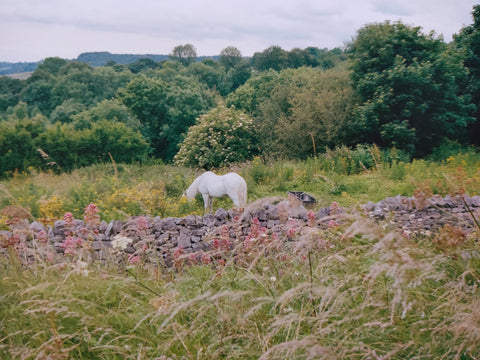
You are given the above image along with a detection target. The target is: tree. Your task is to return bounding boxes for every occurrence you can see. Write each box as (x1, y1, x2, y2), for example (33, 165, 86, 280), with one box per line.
(34, 57, 68, 77)
(272, 66, 358, 158)
(128, 58, 160, 74)
(225, 60, 252, 93)
(348, 21, 474, 155)
(161, 75, 216, 160)
(174, 104, 258, 169)
(454, 5, 480, 145)
(186, 60, 227, 94)
(72, 99, 141, 130)
(117, 75, 215, 160)
(0, 77, 24, 114)
(169, 44, 197, 66)
(219, 46, 242, 70)
(117, 76, 169, 157)
(0, 115, 47, 174)
(226, 69, 282, 117)
(252, 46, 288, 71)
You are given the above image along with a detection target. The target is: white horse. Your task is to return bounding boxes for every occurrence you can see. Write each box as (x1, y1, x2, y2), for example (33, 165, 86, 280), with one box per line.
(185, 171, 247, 213)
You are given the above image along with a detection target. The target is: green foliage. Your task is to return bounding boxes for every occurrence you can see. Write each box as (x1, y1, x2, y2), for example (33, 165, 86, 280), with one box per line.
(227, 66, 358, 159)
(71, 99, 141, 130)
(0, 77, 24, 113)
(455, 5, 480, 145)
(169, 44, 197, 66)
(0, 116, 46, 174)
(118, 74, 215, 160)
(174, 105, 258, 169)
(37, 121, 150, 171)
(348, 21, 475, 156)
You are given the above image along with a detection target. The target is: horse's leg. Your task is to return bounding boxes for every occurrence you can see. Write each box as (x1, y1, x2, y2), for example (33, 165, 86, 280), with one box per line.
(208, 196, 214, 213)
(202, 194, 210, 214)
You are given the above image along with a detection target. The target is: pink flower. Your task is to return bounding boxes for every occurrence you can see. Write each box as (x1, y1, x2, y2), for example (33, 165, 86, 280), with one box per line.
(330, 201, 340, 215)
(136, 216, 149, 232)
(188, 253, 198, 265)
(307, 211, 316, 227)
(201, 253, 212, 264)
(128, 254, 141, 265)
(36, 230, 48, 244)
(64, 212, 74, 226)
(287, 228, 297, 237)
(61, 236, 84, 256)
(84, 203, 100, 227)
(46, 251, 55, 263)
(328, 220, 340, 228)
(173, 247, 184, 259)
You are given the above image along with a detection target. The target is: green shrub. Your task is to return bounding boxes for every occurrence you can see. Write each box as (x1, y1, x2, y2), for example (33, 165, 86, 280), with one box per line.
(174, 104, 258, 169)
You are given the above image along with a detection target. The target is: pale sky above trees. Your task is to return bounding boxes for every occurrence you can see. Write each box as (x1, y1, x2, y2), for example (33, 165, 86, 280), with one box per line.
(0, 0, 477, 62)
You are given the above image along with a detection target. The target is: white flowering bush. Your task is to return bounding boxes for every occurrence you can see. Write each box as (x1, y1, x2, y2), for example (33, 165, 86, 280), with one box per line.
(174, 105, 258, 168)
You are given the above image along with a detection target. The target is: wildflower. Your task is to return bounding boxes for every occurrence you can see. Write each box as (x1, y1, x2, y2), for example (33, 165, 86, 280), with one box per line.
(330, 201, 340, 215)
(62, 236, 83, 256)
(188, 253, 198, 265)
(270, 276, 277, 282)
(128, 254, 141, 265)
(36, 230, 48, 244)
(74, 260, 89, 276)
(46, 251, 55, 263)
(136, 216, 149, 233)
(328, 220, 340, 228)
(111, 235, 133, 250)
(307, 210, 316, 227)
(287, 228, 297, 237)
(173, 247, 184, 259)
(84, 203, 100, 227)
(201, 253, 212, 264)
(212, 238, 221, 249)
(64, 212, 75, 226)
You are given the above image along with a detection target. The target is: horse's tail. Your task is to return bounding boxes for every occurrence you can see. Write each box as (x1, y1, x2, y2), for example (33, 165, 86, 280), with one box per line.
(239, 177, 248, 208)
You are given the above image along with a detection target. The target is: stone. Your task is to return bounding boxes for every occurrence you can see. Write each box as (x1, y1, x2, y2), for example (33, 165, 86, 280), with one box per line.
(215, 208, 229, 221)
(176, 234, 192, 249)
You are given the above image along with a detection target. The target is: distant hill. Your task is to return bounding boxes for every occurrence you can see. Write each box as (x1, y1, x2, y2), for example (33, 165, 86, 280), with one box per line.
(75, 52, 170, 66)
(0, 52, 221, 76)
(76, 52, 220, 66)
(0, 61, 39, 75)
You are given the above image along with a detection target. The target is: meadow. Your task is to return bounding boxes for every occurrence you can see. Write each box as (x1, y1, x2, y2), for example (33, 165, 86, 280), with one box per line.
(1, 148, 480, 359)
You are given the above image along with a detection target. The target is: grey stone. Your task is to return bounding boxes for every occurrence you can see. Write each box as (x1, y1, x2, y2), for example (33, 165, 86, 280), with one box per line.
(215, 208, 229, 221)
(176, 234, 192, 249)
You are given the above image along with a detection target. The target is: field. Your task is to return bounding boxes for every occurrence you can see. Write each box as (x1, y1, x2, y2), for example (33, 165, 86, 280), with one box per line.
(1, 150, 480, 359)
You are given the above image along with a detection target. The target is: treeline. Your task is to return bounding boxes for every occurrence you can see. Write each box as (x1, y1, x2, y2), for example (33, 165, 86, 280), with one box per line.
(1, 5, 480, 175)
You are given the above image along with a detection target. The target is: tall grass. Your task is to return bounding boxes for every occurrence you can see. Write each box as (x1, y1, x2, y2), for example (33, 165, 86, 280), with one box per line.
(1, 212, 479, 359)
(0, 148, 479, 358)
(1, 148, 479, 222)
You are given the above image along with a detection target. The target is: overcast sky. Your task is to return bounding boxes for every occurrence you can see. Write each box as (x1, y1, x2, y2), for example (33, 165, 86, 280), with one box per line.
(0, 0, 478, 62)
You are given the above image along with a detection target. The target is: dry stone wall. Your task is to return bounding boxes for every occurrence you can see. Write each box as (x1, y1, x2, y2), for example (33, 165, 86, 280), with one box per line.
(1, 194, 479, 267)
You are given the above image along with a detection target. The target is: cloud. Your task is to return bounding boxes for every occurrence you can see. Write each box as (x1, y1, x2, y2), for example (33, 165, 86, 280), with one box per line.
(0, 0, 477, 62)
(373, 1, 413, 16)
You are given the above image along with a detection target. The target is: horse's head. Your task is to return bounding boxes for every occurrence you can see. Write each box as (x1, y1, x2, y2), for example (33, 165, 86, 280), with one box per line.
(184, 184, 196, 200)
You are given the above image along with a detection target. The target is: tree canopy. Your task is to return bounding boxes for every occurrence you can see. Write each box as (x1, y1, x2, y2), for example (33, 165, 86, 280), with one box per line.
(1, 5, 480, 176)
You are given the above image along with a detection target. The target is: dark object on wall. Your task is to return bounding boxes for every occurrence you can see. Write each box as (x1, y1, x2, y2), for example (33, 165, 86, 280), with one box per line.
(287, 191, 317, 205)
